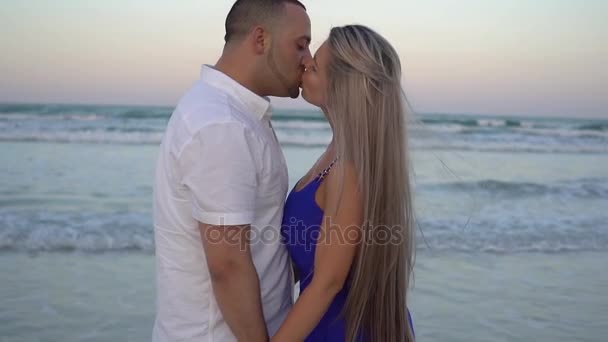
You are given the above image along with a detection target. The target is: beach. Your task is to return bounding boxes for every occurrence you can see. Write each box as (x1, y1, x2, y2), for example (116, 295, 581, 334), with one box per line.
(1, 104, 607, 341)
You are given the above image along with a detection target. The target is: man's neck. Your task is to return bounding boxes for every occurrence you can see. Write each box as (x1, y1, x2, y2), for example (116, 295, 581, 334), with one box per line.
(214, 54, 264, 97)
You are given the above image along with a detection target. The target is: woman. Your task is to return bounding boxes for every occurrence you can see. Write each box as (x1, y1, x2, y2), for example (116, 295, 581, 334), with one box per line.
(274, 25, 416, 342)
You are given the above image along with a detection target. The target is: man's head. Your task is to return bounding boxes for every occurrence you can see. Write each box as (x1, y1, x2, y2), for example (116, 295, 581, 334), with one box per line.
(223, 0, 311, 98)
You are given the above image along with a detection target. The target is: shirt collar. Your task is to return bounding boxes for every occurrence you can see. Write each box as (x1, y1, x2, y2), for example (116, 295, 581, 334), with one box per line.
(200, 64, 272, 120)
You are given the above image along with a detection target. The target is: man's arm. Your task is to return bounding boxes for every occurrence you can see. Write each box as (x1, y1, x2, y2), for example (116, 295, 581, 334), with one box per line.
(179, 123, 266, 340)
(199, 222, 268, 342)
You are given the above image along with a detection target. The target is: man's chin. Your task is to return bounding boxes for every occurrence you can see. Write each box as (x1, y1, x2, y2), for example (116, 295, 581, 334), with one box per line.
(288, 87, 301, 99)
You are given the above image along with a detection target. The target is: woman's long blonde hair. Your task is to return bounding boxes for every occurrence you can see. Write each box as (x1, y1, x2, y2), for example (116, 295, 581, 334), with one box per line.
(326, 25, 415, 342)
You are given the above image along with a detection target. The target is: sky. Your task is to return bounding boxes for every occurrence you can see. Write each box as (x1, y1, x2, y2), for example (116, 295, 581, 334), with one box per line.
(1, 0, 606, 118)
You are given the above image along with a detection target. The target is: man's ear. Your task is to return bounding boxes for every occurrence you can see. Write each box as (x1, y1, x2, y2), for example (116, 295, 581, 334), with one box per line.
(251, 26, 269, 55)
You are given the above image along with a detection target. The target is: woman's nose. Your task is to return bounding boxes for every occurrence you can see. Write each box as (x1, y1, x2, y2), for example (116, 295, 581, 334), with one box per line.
(302, 55, 314, 71)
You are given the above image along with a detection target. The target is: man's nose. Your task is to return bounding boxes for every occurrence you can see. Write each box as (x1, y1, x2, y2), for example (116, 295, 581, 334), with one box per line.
(304, 47, 312, 61)
(301, 53, 313, 70)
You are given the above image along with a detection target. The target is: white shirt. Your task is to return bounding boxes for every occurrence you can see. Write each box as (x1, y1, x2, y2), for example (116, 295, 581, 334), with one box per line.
(152, 65, 292, 342)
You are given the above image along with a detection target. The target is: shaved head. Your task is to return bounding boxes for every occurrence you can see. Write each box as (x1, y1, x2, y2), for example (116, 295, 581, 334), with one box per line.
(224, 0, 307, 43)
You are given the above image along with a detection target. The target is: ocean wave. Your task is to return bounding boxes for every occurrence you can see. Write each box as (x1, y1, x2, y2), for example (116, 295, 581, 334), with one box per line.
(0, 130, 606, 154)
(276, 134, 331, 147)
(0, 112, 167, 122)
(420, 178, 608, 199)
(409, 141, 608, 154)
(0, 210, 154, 253)
(0, 131, 164, 145)
(415, 215, 608, 254)
(2, 104, 605, 130)
(115, 108, 171, 119)
(514, 127, 608, 139)
(272, 120, 330, 130)
(272, 112, 325, 122)
(420, 117, 528, 129)
(0, 104, 57, 114)
(1, 209, 606, 254)
(419, 116, 608, 132)
(0, 104, 172, 120)
(275, 130, 607, 153)
(1, 104, 607, 153)
(578, 122, 608, 131)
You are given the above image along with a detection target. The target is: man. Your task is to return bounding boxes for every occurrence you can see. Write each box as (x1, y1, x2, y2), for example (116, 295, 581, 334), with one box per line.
(152, 1, 311, 341)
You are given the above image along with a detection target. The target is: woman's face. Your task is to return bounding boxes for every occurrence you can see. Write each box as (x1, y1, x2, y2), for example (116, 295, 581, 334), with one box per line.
(301, 41, 330, 108)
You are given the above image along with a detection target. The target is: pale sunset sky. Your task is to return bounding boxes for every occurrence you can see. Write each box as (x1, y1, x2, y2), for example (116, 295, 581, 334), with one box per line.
(1, 0, 606, 117)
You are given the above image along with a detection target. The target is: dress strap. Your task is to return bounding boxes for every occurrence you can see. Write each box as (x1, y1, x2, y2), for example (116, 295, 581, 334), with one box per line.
(318, 157, 338, 180)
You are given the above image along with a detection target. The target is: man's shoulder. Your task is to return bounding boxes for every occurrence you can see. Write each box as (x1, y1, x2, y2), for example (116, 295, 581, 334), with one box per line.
(173, 81, 250, 133)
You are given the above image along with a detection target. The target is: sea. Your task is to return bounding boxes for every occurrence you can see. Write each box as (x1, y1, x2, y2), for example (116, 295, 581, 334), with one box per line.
(0, 103, 606, 341)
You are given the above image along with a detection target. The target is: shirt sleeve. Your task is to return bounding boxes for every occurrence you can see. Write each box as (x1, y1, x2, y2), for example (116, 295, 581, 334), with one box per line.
(178, 122, 261, 226)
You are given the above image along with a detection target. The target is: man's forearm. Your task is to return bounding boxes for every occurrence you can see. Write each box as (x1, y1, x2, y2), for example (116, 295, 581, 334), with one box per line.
(210, 262, 268, 342)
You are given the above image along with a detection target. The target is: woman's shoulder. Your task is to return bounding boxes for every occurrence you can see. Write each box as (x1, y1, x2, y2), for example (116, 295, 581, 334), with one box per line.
(323, 159, 362, 212)
(325, 159, 358, 188)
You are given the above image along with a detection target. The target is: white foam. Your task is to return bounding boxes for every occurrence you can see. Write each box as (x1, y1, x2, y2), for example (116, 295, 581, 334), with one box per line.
(271, 120, 330, 130)
(275, 133, 332, 147)
(477, 119, 507, 127)
(0, 131, 164, 145)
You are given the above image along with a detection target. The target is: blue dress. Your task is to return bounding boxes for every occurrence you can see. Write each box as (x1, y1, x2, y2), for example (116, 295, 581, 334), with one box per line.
(280, 162, 414, 341)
